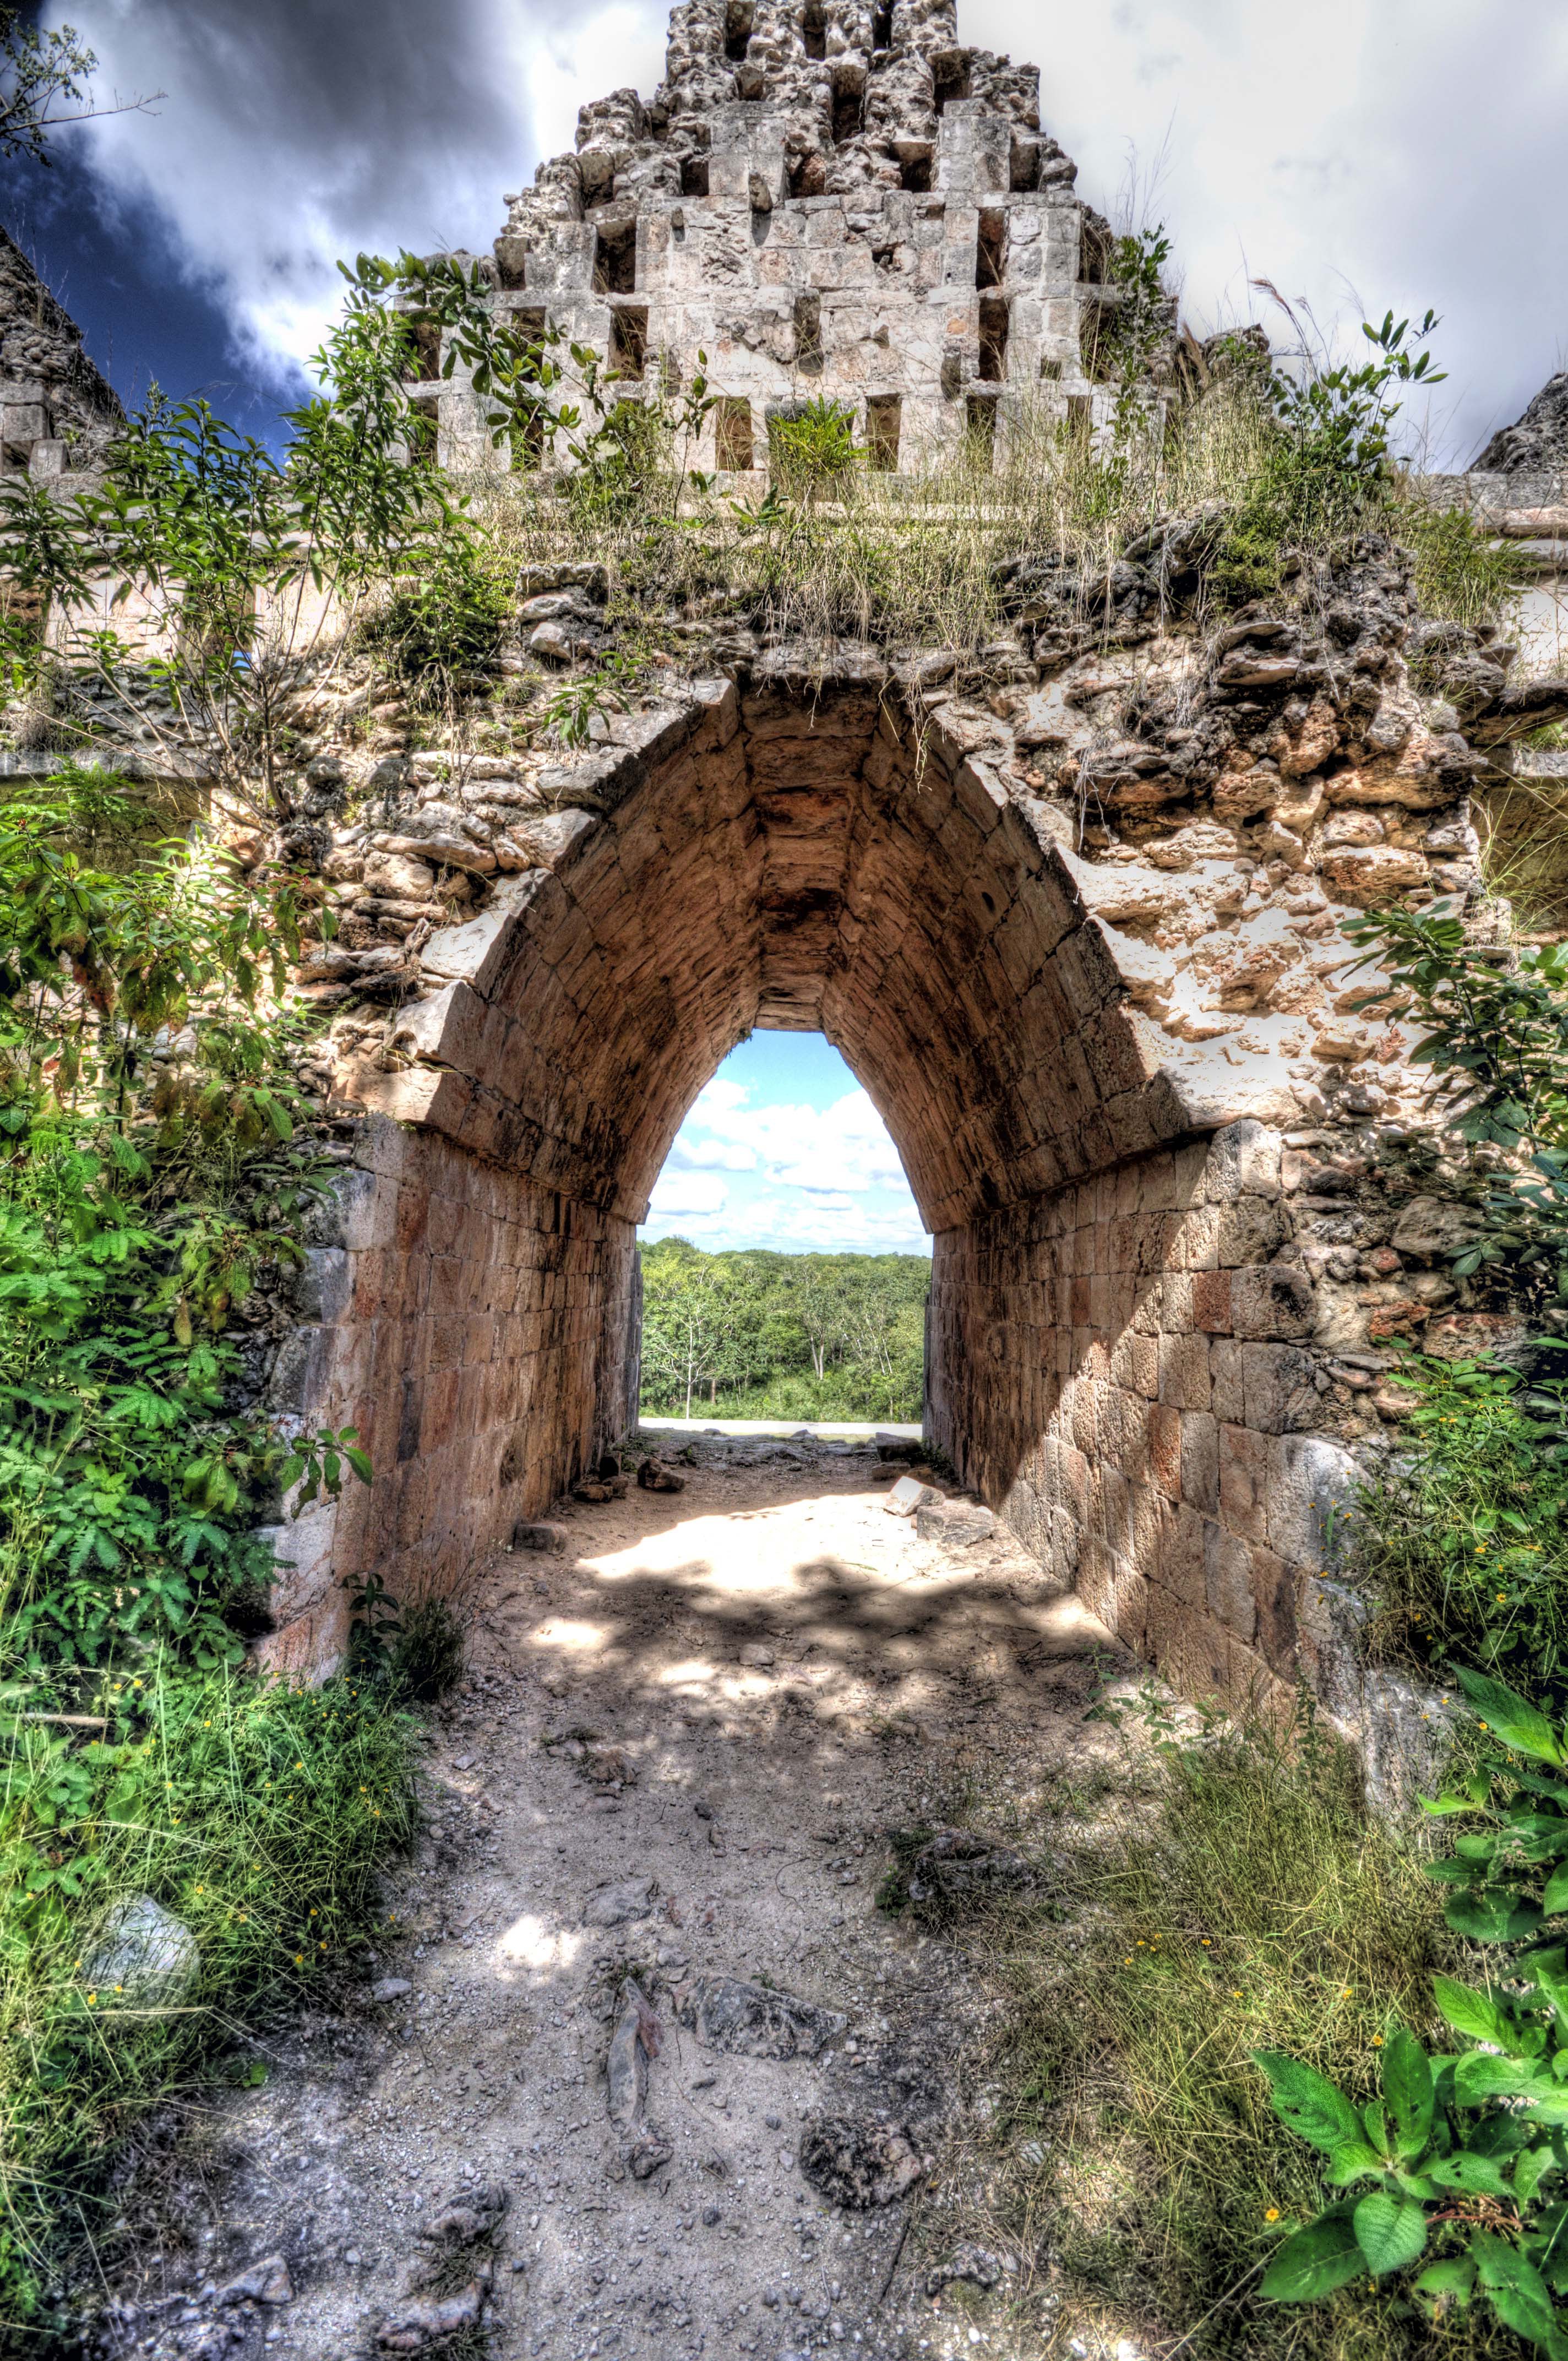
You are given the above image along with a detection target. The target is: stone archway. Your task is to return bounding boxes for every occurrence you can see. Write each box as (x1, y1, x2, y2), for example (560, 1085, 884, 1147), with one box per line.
(263, 648, 1344, 1716)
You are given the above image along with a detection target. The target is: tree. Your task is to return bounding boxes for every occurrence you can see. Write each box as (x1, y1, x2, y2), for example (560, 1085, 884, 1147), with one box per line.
(0, 6, 162, 164)
(639, 1243, 759, 1418)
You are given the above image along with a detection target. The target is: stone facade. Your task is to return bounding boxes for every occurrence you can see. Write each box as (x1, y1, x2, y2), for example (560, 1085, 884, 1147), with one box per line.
(260, 567, 1568, 1705)
(432, 0, 1158, 477)
(0, 226, 123, 491)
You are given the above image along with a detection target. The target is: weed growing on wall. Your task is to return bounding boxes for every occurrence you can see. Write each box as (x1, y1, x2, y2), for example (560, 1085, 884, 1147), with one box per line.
(1351, 1353, 1568, 1692)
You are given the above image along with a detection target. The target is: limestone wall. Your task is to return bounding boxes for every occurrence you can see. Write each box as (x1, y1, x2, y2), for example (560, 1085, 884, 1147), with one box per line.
(257, 1117, 638, 1671)
(251, 585, 1567, 1713)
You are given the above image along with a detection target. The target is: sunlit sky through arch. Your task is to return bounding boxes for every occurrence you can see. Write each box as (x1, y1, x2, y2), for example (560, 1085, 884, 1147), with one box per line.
(638, 1033, 931, 1257)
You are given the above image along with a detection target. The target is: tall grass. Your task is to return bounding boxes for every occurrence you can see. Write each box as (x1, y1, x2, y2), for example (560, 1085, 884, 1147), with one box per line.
(0, 1660, 419, 2333)
(465, 387, 1280, 657)
(967, 1706, 1511, 2358)
(460, 384, 1514, 665)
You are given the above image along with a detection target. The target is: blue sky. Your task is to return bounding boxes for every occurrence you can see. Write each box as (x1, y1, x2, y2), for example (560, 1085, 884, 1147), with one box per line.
(640, 1035, 930, 1257)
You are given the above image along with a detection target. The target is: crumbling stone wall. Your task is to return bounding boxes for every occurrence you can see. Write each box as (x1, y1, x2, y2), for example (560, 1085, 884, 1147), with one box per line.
(0, 226, 122, 489)
(258, 558, 1568, 1712)
(432, 0, 1166, 476)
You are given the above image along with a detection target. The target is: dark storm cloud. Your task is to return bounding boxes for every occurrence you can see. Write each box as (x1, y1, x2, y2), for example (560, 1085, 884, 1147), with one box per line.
(57, 0, 665, 379)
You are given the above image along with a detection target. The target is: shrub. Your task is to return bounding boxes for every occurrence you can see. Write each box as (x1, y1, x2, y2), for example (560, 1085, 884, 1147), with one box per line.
(1351, 1353, 1568, 1693)
(0, 1659, 419, 2329)
(358, 540, 512, 705)
(1257, 1668, 1568, 2354)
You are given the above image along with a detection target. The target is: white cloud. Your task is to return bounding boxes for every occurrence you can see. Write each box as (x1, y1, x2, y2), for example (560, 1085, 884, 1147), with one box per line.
(680, 1083, 913, 1197)
(61, 0, 665, 380)
(667, 1136, 756, 1174)
(645, 1171, 728, 1220)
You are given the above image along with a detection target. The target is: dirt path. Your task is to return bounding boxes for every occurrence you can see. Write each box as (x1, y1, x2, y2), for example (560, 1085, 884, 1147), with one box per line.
(105, 1438, 1129, 2361)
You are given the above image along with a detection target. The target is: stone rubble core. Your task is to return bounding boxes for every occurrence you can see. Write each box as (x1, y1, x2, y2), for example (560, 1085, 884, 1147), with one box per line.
(426, 0, 1170, 479)
(254, 533, 1568, 1752)
(0, 225, 124, 493)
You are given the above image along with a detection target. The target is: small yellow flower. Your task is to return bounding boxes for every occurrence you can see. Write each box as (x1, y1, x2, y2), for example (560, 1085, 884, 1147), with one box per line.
(1201, 1939, 1211, 1947)
(1123, 1956, 1134, 1965)
(87, 1993, 96, 2005)
(1479, 1722, 1490, 1732)
(1497, 1593, 1507, 1604)
(1265, 2207, 1281, 2223)
(295, 1953, 304, 1965)
(1372, 2036, 1384, 2048)
(1231, 1989, 1243, 1999)
(204, 1718, 212, 1727)
(1342, 1987, 1353, 1999)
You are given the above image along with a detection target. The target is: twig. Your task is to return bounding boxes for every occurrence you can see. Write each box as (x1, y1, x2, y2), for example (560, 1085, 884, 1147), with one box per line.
(17, 1710, 107, 1728)
(876, 2210, 913, 2307)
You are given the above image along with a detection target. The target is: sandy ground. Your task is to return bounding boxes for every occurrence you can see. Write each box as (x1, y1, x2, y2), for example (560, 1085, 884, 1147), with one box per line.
(99, 1438, 1130, 2361)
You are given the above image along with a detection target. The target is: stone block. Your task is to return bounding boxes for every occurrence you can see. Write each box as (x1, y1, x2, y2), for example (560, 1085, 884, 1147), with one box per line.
(1157, 1329, 1211, 1411)
(1204, 1523, 1257, 1644)
(1191, 1269, 1233, 1334)
(1265, 1434, 1362, 1569)
(1202, 1118, 1283, 1203)
(1180, 1411, 1219, 1516)
(1230, 1263, 1316, 1340)
(529, 1520, 587, 1564)
(1218, 1422, 1270, 1542)
(1240, 1343, 1317, 1434)
(915, 1498, 997, 1546)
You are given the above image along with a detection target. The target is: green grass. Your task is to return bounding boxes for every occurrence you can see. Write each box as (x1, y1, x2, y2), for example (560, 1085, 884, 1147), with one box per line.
(0, 1658, 420, 2335)
(968, 1705, 1521, 2357)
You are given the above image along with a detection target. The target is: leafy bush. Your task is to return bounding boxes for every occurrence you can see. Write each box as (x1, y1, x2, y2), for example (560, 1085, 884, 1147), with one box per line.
(767, 398, 861, 501)
(1347, 905, 1568, 1304)
(1351, 1353, 1568, 1691)
(1211, 308, 1447, 605)
(358, 539, 511, 705)
(1257, 1667, 1568, 2354)
(0, 790, 358, 1673)
(0, 1658, 418, 2328)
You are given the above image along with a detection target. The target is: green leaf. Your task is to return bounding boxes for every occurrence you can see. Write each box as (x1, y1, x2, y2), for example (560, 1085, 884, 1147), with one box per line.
(1545, 1862, 1568, 1918)
(1473, 2231, 1562, 2346)
(1382, 2025, 1434, 2158)
(1516, 2144, 1557, 2209)
(1428, 2152, 1513, 2197)
(1259, 2208, 1365, 2304)
(1433, 1975, 1511, 2048)
(1325, 2139, 1385, 2185)
(1252, 2052, 1364, 2154)
(1353, 2190, 1428, 2276)
(1456, 1667, 1567, 1765)
(1412, 2255, 1476, 2312)
(1447, 1889, 1544, 1944)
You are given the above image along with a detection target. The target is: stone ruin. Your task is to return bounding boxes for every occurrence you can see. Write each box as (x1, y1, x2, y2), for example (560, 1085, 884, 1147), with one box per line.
(6, 10, 1568, 1775)
(0, 225, 123, 491)
(431, 0, 1164, 477)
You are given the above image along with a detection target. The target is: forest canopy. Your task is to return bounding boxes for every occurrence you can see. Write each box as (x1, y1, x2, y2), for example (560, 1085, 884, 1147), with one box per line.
(638, 1237, 928, 1422)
